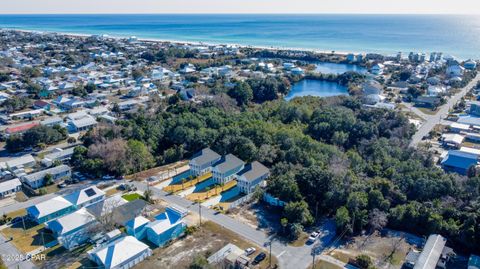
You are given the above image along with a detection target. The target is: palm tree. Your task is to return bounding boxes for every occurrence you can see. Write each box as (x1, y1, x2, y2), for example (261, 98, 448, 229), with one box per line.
(205, 187, 211, 199)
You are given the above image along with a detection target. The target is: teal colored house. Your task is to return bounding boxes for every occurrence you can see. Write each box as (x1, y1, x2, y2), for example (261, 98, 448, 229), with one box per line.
(145, 207, 187, 247)
(46, 208, 97, 250)
(125, 216, 150, 240)
(27, 196, 75, 224)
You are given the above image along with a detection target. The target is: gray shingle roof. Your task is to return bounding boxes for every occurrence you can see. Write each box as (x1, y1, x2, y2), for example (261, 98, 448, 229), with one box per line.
(190, 148, 221, 167)
(23, 164, 71, 183)
(213, 154, 244, 174)
(237, 161, 269, 182)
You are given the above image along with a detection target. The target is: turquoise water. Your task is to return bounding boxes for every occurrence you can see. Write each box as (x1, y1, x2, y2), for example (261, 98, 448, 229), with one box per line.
(285, 79, 348, 100)
(315, 62, 367, 74)
(0, 14, 479, 59)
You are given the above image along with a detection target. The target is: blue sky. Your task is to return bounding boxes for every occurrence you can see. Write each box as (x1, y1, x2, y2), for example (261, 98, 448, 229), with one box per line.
(1, 0, 476, 14)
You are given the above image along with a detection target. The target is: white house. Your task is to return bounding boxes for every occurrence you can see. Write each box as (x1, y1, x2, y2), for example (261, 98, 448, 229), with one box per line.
(211, 154, 245, 185)
(0, 178, 22, 198)
(41, 147, 75, 167)
(0, 154, 36, 171)
(449, 122, 470, 133)
(179, 64, 196, 74)
(189, 148, 221, 176)
(427, 85, 446, 96)
(64, 186, 106, 208)
(67, 115, 98, 133)
(88, 236, 152, 269)
(441, 133, 465, 148)
(236, 161, 270, 194)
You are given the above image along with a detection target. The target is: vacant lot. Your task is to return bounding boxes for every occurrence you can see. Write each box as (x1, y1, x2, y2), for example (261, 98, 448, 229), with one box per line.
(227, 202, 282, 233)
(136, 221, 277, 269)
(126, 160, 188, 181)
(329, 232, 413, 269)
(1, 220, 55, 253)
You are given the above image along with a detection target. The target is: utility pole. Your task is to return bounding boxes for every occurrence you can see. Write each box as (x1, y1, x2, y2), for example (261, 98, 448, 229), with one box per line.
(269, 241, 272, 268)
(41, 231, 45, 247)
(311, 242, 322, 269)
(197, 199, 202, 226)
(264, 241, 272, 268)
(22, 216, 26, 235)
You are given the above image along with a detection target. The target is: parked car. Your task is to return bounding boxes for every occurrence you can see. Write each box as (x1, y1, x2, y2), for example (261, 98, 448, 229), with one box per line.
(58, 183, 67, 188)
(253, 252, 266, 264)
(245, 247, 256, 256)
(307, 231, 320, 243)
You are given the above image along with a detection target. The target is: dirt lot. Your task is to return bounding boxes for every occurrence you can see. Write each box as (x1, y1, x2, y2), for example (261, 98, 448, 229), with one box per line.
(136, 221, 277, 269)
(329, 232, 413, 269)
(226, 202, 282, 234)
(126, 160, 188, 181)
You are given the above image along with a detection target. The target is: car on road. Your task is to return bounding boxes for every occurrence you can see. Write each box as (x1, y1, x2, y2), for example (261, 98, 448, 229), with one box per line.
(245, 247, 256, 256)
(253, 252, 266, 264)
(58, 183, 67, 188)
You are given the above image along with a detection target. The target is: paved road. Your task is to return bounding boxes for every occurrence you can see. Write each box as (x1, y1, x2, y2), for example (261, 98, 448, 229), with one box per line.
(0, 233, 36, 269)
(134, 181, 336, 269)
(409, 74, 480, 147)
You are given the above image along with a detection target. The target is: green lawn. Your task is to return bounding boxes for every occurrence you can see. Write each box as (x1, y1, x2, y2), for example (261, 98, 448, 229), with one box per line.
(121, 193, 143, 202)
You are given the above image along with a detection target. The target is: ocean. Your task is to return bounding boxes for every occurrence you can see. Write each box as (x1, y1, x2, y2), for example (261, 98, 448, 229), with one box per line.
(0, 14, 478, 59)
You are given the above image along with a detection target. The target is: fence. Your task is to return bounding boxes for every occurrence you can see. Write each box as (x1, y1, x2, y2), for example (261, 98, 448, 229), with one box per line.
(226, 193, 253, 209)
(263, 193, 286, 207)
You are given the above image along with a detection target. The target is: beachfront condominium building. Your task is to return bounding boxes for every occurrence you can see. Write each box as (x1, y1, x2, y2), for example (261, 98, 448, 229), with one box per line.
(211, 154, 245, 185)
(189, 148, 221, 176)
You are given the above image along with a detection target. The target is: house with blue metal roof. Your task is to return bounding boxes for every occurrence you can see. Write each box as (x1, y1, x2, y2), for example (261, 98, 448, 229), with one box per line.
(441, 150, 478, 175)
(27, 196, 76, 223)
(46, 207, 97, 250)
(145, 207, 187, 247)
(125, 215, 150, 240)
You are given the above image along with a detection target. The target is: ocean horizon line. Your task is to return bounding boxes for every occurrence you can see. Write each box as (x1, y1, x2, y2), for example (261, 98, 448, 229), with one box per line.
(0, 13, 477, 16)
(0, 14, 478, 59)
